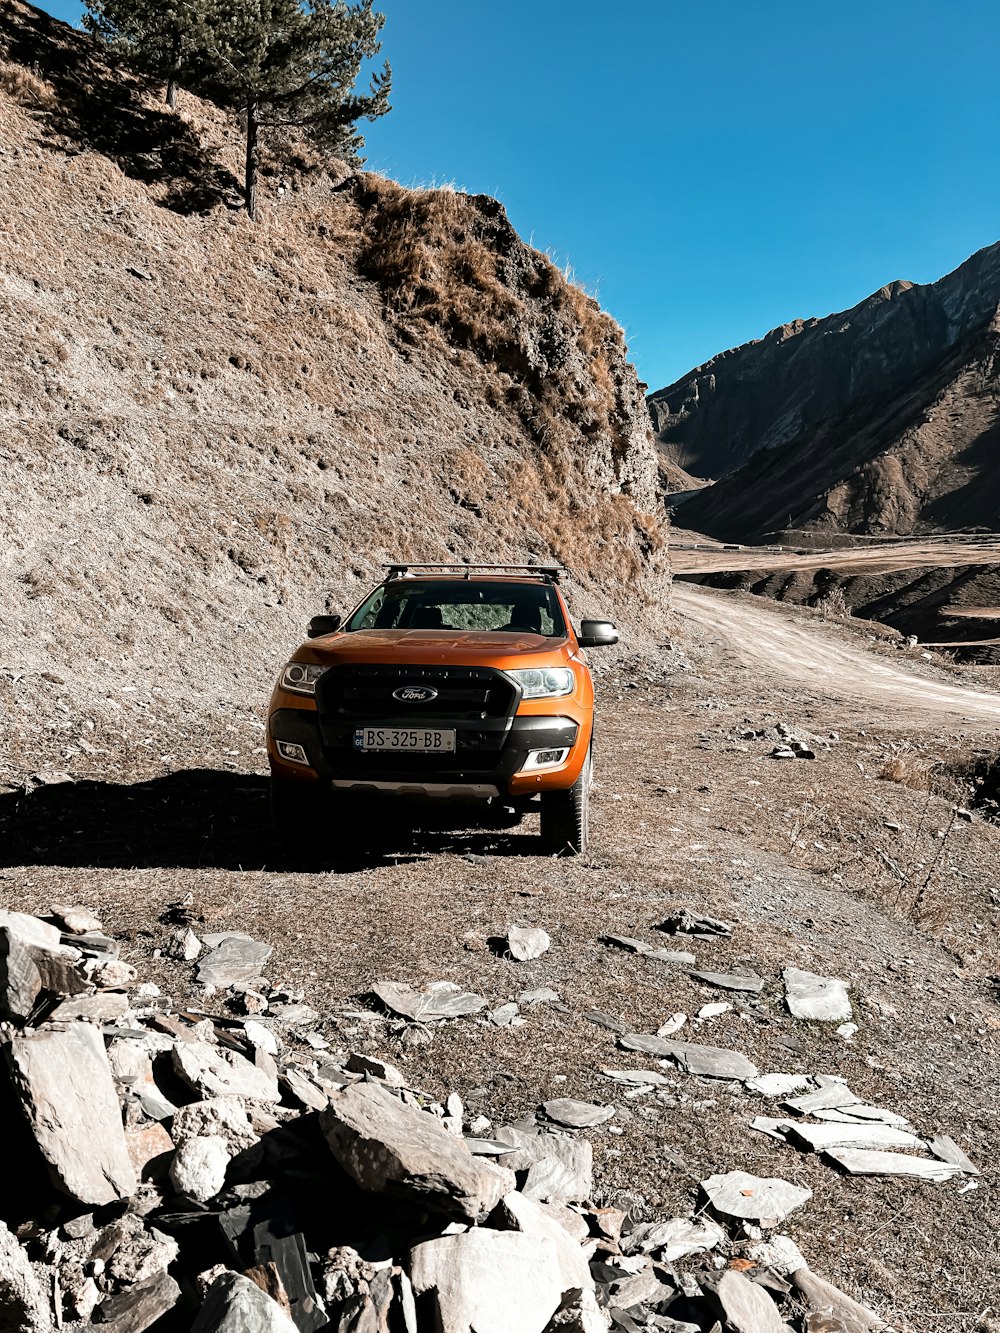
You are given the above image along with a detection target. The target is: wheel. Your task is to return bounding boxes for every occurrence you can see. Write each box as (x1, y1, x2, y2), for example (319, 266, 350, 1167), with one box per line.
(539, 749, 591, 855)
(270, 776, 328, 853)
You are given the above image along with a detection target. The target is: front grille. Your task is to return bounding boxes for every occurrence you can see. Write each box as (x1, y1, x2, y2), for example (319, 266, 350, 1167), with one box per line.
(316, 664, 517, 723)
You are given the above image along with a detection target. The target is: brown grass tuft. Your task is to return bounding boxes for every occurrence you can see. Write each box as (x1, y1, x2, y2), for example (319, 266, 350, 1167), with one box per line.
(0, 60, 55, 108)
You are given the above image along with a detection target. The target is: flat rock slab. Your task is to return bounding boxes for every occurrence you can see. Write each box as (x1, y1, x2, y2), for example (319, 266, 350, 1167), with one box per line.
(48, 992, 131, 1025)
(824, 1149, 965, 1180)
(701, 1170, 811, 1222)
(783, 967, 852, 1022)
(321, 1081, 512, 1223)
(493, 1126, 593, 1205)
(927, 1134, 979, 1174)
(711, 1268, 790, 1333)
(197, 936, 273, 988)
(191, 1273, 296, 1333)
(619, 1033, 758, 1080)
(784, 1083, 858, 1115)
(507, 926, 551, 961)
(172, 1041, 280, 1103)
(746, 1074, 812, 1097)
(688, 970, 764, 993)
(410, 1230, 562, 1333)
(785, 1122, 923, 1154)
(6, 1022, 137, 1205)
(541, 1098, 615, 1129)
(603, 936, 695, 965)
(98, 1270, 182, 1333)
(371, 979, 487, 1021)
(790, 1266, 885, 1331)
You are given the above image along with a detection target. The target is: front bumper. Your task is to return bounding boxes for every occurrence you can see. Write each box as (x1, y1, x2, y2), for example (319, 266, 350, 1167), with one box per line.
(268, 708, 581, 798)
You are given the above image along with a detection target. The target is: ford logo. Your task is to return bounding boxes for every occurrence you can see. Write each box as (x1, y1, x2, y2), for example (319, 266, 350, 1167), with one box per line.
(393, 685, 438, 703)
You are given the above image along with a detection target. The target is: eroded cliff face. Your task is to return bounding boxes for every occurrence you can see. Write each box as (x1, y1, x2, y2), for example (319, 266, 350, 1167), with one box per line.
(0, 2, 667, 769)
(649, 242, 1000, 539)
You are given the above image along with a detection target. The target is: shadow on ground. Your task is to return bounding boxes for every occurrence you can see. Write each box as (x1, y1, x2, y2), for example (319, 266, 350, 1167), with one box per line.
(1, 3, 241, 213)
(0, 770, 543, 872)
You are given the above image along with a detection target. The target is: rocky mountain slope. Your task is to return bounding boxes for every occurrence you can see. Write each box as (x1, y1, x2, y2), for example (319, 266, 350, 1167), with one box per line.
(0, 1, 667, 780)
(649, 243, 1000, 540)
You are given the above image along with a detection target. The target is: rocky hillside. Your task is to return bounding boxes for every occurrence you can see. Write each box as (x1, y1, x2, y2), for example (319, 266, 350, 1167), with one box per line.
(0, 2, 667, 779)
(650, 243, 1000, 541)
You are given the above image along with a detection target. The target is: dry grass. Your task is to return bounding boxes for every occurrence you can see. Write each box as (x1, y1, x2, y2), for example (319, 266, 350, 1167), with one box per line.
(0, 60, 54, 108)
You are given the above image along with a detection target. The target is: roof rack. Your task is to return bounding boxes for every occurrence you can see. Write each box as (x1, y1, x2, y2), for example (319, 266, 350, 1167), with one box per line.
(383, 562, 565, 583)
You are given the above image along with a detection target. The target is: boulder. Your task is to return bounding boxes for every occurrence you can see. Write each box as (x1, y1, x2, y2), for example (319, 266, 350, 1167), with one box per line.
(493, 1127, 593, 1205)
(172, 1041, 281, 1103)
(171, 1097, 259, 1151)
(191, 1273, 298, 1333)
(169, 1135, 231, 1202)
(320, 1081, 513, 1223)
(496, 1191, 594, 1294)
(197, 937, 273, 988)
(6, 1023, 137, 1205)
(410, 1230, 563, 1333)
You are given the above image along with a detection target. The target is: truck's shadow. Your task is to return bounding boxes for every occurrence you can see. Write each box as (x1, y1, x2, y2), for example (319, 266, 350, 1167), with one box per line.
(0, 771, 540, 872)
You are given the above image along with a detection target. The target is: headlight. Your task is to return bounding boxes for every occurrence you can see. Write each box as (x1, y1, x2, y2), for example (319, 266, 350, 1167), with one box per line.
(506, 667, 575, 699)
(278, 662, 330, 696)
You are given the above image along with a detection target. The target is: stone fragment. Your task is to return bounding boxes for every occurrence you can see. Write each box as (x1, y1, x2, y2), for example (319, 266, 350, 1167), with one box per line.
(170, 927, 203, 961)
(507, 926, 552, 961)
(243, 1020, 279, 1056)
(96, 1270, 181, 1333)
(0, 1219, 51, 1332)
(321, 1080, 513, 1223)
(697, 1002, 732, 1019)
(498, 1191, 594, 1293)
(784, 1122, 923, 1154)
(688, 970, 764, 993)
(0, 911, 87, 1020)
(191, 1272, 297, 1333)
(620, 1216, 725, 1261)
(790, 1267, 885, 1330)
(108, 1038, 177, 1120)
(6, 1022, 137, 1205)
(605, 1266, 673, 1310)
(542, 1098, 615, 1129)
(371, 979, 487, 1021)
(657, 1013, 687, 1037)
(835, 1105, 910, 1128)
(410, 1230, 563, 1333)
(658, 909, 732, 939)
(520, 987, 561, 1004)
(747, 1234, 808, 1275)
(711, 1269, 788, 1332)
(927, 1134, 979, 1174)
(745, 1074, 812, 1097)
(49, 992, 130, 1025)
(603, 936, 695, 965)
(493, 1126, 593, 1204)
(170, 1134, 231, 1202)
(783, 1083, 858, 1115)
(197, 936, 273, 988)
(345, 1052, 407, 1085)
(280, 1068, 328, 1111)
(619, 1034, 758, 1080)
(93, 960, 137, 989)
(783, 968, 852, 1022)
(824, 1149, 964, 1180)
(171, 1098, 261, 1151)
(543, 1287, 609, 1333)
(172, 1041, 281, 1103)
(700, 1171, 811, 1222)
(489, 1002, 522, 1026)
(582, 1010, 628, 1034)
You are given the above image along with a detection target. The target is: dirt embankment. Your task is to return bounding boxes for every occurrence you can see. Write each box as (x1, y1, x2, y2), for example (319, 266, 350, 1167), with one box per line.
(0, 0, 668, 783)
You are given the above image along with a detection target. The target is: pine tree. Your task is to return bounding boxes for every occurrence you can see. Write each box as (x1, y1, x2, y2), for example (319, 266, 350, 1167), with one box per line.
(196, 0, 391, 220)
(82, 0, 208, 108)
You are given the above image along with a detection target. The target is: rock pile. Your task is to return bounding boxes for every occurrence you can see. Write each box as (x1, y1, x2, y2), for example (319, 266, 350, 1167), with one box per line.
(0, 906, 887, 1332)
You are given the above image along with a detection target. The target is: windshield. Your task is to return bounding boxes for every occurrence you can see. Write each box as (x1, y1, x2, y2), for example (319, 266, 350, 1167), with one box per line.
(345, 579, 567, 636)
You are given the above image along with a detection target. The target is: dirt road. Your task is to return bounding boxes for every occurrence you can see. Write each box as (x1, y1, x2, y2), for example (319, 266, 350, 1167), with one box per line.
(669, 534, 1000, 576)
(672, 583, 1000, 726)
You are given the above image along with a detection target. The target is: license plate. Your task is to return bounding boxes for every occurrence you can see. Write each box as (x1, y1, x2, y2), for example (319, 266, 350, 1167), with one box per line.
(354, 727, 456, 753)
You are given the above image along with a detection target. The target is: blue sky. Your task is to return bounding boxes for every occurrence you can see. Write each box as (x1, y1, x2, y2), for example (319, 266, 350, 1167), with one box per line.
(36, 0, 1000, 388)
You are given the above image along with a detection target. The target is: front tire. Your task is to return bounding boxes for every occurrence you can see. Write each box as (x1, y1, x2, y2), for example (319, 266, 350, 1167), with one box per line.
(539, 749, 591, 855)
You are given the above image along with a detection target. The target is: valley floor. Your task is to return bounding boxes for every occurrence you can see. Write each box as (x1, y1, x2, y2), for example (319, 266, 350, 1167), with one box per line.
(4, 586, 1000, 1330)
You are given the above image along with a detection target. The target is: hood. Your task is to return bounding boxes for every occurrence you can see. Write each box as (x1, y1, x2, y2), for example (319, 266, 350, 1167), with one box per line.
(297, 628, 572, 668)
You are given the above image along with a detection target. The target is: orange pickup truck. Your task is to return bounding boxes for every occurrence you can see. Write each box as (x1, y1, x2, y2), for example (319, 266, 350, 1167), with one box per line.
(266, 563, 618, 855)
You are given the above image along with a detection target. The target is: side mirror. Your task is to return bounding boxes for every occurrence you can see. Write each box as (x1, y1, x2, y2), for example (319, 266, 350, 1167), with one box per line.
(577, 619, 619, 648)
(307, 614, 342, 639)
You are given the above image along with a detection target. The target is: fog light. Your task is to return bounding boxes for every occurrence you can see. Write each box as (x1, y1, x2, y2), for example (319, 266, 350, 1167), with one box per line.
(276, 740, 310, 765)
(518, 746, 571, 774)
